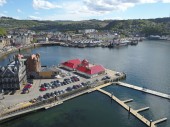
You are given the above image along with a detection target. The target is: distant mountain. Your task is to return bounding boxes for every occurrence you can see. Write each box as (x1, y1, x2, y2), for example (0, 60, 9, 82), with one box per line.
(0, 16, 170, 36)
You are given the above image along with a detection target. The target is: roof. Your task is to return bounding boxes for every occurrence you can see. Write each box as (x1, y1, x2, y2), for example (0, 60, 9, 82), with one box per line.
(81, 59, 89, 67)
(41, 66, 61, 72)
(77, 65, 105, 75)
(62, 59, 81, 69)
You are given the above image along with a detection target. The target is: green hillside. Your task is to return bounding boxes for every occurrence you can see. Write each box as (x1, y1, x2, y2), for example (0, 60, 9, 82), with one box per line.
(0, 16, 170, 36)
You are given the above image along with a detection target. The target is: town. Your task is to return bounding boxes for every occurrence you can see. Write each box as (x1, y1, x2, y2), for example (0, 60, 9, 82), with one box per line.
(0, 28, 145, 56)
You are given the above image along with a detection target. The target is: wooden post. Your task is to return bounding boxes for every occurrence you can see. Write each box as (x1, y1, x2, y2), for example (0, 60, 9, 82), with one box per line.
(128, 106, 131, 119)
(150, 120, 152, 127)
(111, 92, 113, 103)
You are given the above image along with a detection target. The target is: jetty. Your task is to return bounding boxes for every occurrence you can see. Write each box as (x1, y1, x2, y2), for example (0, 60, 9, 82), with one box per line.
(0, 71, 168, 126)
(115, 81, 170, 100)
(0, 88, 91, 122)
(95, 87, 167, 127)
(122, 99, 133, 103)
(136, 107, 150, 113)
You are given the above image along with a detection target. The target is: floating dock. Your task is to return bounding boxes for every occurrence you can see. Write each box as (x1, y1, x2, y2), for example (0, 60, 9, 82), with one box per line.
(115, 81, 170, 100)
(122, 99, 133, 103)
(95, 87, 167, 127)
(136, 107, 150, 113)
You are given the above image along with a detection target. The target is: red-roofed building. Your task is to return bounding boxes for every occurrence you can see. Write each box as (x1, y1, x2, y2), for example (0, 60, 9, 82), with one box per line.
(77, 64, 105, 78)
(61, 59, 105, 78)
(61, 59, 81, 70)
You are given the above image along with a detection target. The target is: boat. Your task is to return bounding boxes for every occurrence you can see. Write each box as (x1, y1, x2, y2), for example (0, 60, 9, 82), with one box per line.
(77, 43, 86, 48)
(130, 40, 138, 45)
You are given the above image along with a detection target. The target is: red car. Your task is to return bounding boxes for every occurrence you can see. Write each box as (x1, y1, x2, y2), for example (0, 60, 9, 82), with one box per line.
(40, 87, 46, 91)
(24, 84, 32, 89)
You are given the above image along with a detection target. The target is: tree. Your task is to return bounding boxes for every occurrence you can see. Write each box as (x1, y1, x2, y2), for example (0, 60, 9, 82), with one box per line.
(0, 28, 7, 36)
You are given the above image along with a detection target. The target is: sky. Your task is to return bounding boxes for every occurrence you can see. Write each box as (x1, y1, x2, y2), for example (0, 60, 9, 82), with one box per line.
(0, 0, 170, 21)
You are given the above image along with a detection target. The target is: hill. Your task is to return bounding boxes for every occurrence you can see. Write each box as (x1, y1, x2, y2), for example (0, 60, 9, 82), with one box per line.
(0, 16, 170, 36)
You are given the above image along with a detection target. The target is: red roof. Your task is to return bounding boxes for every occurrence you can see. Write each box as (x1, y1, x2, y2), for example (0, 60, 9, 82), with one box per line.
(77, 65, 105, 75)
(81, 59, 89, 67)
(62, 59, 81, 69)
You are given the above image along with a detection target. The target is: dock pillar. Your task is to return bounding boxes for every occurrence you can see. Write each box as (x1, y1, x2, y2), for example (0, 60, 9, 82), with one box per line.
(128, 106, 131, 119)
(128, 106, 131, 113)
(110, 92, 113, 103)
(150, 120, 152, 127)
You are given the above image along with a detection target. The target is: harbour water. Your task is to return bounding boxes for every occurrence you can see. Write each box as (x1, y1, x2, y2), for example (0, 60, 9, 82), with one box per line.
(0, 40, 170, 127)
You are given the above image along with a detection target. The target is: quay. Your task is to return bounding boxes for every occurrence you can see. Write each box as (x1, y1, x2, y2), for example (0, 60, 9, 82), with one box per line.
(0, 66, 168, 126)
(0, 88, 92, 122)
(115, 81, 170, 100)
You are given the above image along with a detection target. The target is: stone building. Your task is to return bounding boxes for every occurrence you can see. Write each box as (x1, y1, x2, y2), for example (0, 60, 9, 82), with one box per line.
(26, 53, 41, 78)
(0, 54, 27, 90)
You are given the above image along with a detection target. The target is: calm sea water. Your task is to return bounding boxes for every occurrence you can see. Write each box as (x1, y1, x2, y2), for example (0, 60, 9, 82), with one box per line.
(1, 40, 170, 127)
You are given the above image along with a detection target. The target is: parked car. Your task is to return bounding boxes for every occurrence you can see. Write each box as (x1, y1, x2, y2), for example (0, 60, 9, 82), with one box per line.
(40, 87, 46, 91)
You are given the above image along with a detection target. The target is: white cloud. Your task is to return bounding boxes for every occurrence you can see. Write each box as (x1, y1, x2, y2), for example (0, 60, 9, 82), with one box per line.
(29, 0, 170, 21)
(17, 9, 22, 13)
(82, 0, 169, 14)
(28, 15, 42, 20)
(162, 0, 170, 2)
(0, 0, 6, 6)
(33, 0, 62, 9)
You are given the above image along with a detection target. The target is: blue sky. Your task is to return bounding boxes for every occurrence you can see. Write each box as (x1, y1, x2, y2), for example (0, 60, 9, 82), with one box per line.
(0, 0, 170, 21)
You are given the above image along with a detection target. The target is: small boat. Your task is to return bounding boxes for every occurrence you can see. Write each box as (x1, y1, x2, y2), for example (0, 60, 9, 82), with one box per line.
(130, 40, 138, 45)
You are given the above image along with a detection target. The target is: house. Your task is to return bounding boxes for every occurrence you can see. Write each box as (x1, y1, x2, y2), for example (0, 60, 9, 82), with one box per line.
(0, 36, 11, 49)
(12, 34, 33, 46)
(0, 54, 27, 90)
(78, 29, 97, 34)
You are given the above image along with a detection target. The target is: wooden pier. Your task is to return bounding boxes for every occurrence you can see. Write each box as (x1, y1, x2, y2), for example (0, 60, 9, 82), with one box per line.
(95, 87, 167, 127)
(153, 118, 167, 125)
(115, 82, 170, 100)
(122, 99, 133, 103)
(136, 107, 150, 113)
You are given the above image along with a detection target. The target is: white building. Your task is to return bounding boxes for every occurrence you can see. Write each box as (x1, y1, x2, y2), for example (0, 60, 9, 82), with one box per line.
(13, 35, 33, 45)
(78, 29, 97, 34)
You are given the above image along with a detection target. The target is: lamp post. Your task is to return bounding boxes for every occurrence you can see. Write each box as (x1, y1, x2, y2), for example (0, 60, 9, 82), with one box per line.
(1, 89, 4, 99)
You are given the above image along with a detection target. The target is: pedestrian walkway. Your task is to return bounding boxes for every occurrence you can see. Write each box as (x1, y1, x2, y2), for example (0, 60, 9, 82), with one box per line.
(115, 82, 170, 100)
(96, 87, 167, 127)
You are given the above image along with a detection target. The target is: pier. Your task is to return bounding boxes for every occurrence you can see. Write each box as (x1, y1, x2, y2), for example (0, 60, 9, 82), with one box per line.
(136, 107, 150, 113)
(153, 118, 167, 125)
(115, 81, 170, 100)
(95, 87, 167, 127)
(0, 72, 168, 126)
(0, 88, 90, 122)
(122, 99, 133, 103)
